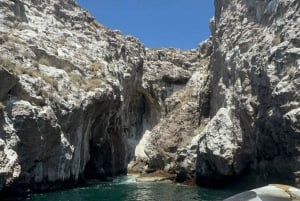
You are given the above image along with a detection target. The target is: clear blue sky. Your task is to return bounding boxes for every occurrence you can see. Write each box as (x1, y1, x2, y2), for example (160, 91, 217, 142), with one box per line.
(76, 1, 214, 49)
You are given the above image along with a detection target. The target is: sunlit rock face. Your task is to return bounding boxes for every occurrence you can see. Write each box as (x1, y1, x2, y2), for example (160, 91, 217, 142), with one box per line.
(0, 0, 299, 193)
(0, 0, 200, 192)
(137, 0, 300, 187)
(194, 0, 300, 187)
(0, 0, 147, 190)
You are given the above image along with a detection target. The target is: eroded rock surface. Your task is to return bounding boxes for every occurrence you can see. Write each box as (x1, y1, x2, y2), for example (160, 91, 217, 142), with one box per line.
(199, 0, 300, 186)
(0, 0, 199, 192)
(0, 0, 299, 193)
(131, 0, 300, 187)
(0, 0, 142, 191)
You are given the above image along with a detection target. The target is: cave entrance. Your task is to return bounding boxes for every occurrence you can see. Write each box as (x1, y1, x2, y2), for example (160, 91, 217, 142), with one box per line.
(84, 112, 127, 180)
(84, 92, 159, 180)
(126, 92, 160, 172)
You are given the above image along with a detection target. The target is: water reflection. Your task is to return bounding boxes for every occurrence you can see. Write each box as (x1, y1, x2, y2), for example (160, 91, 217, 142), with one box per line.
(27, 176, 239, 201)
(130, 184, 154, 201)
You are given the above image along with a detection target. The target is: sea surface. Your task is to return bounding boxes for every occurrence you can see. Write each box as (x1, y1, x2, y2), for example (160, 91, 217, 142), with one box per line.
(25, 176, 241, 201)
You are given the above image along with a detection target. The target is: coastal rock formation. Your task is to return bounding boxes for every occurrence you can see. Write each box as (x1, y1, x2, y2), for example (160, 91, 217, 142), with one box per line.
(128, 44, 210, 174)
(196, 0, 300, 186)
(0, 0, 299, 194)
(0, 0, 198, 192)
(0, 0, 145, 191)
(134, 0, 300, 187)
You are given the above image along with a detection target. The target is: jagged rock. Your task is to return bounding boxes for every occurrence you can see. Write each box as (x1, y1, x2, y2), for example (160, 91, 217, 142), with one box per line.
(199, 0, 300, 186)
(0, 0, 299, 194)
(0, 0, 200, 192)
(195, 108, 251, 186)
(0, 0, 148, 191)
(129, 60, 210, 174)
(0, 116, 21, 191)
(198, 108, 240, 175)
(134, 0, 300, 188)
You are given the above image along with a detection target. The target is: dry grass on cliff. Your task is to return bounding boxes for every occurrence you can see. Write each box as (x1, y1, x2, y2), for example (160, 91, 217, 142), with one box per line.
(0, 56, 15, 71)
(38, 56, 51, 66)
(69, 72, 105, 91)
(0, 56, 60, 91)
(24, 68, 40, 78)
(1, 33, 27, 46)
(89, 61, 104, 74)
(69, 73, 86, 87)
(41, 75, 59, 90)
(179, 89, 197, 102)
(56, 37, 67, 45)
(16, 24, 35, 32)
(0, 56, 28, 75)
(38, 55, 73, 73)
(83, 78, 104, 91)
(0, 53, 103, 93)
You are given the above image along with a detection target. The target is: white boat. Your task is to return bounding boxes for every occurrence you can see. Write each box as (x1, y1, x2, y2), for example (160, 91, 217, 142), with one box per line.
(224, 184, 300, 201)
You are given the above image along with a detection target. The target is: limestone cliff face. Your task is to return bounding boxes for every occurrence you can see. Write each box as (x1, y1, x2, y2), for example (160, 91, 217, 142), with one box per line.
(135, 0, 300, 187)
(0, 0, 145, 190)
(0, 0, 299, 193)
(0, 0, 198, 192)
(198, 0, 300, 186)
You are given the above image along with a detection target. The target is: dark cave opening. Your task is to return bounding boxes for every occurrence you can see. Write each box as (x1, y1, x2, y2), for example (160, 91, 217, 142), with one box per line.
(83, 92, 160, 181)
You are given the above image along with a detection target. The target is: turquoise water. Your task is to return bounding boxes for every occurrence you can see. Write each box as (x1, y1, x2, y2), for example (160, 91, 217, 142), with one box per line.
(25, 176, 239, 201)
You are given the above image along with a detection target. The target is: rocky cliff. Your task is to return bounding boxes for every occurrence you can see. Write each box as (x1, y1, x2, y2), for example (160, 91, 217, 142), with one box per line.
(198, 0, 300, 186)
(0, 0, 299, 194)
(0, 0, 201, 192)
(133, 0, 300, 187)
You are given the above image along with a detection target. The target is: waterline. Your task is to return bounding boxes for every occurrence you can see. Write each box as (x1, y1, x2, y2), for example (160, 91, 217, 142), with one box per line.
(25, 176, 240, 201)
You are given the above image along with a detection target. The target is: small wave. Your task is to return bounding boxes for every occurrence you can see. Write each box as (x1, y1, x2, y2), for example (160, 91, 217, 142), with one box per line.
(113, 176, 137, 184)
